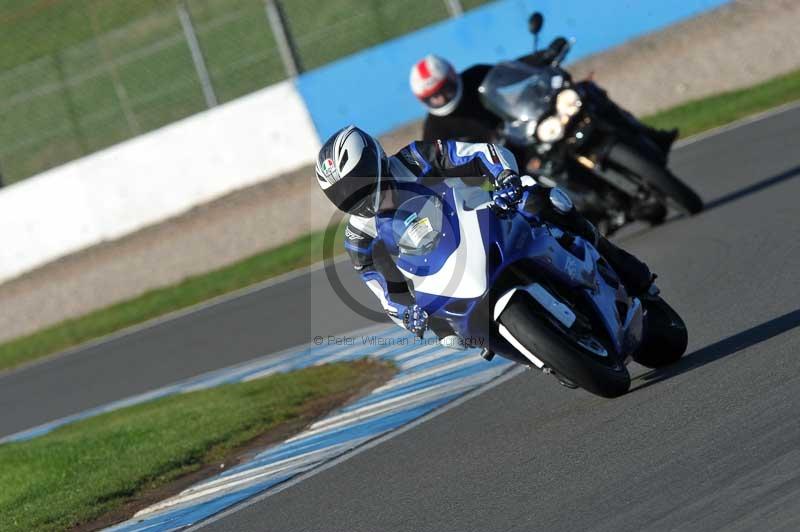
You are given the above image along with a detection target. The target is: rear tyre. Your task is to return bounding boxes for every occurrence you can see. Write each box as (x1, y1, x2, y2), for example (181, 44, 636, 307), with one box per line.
(499, 294, 630, 398)
(608, 143, 704, 215)
(633, 296, 688, 368)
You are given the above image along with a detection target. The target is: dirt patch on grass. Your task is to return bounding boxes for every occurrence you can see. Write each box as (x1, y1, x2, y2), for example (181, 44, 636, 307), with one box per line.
(74, 359, 396, 532)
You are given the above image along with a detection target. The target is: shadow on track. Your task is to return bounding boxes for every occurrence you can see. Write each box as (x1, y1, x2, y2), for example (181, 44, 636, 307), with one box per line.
(704, 164, 800, 211)
(632, 308, 800, 392)
(616, 164, 800, 245)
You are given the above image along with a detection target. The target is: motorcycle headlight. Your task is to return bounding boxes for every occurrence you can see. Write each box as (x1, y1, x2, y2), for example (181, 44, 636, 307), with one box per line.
(556, 88, 582, 117)
(536, 116, 564, 143)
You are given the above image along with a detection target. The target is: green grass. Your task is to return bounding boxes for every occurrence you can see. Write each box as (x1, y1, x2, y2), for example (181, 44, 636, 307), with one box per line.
(0, 360, 392, 531)
(0, 226, 344, 372)
(0, 0, 493, 183)
(643, 68, 800, 137)
(283, 0, 449, 71)
(0, 0, 285, 182)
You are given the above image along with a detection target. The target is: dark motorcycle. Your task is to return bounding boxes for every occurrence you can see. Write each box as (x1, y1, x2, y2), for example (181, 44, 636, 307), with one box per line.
(479, 13, 703, 235)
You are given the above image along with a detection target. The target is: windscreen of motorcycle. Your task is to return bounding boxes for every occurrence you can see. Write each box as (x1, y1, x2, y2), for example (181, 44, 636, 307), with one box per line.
(479, 61, 565, 143)
(391, 187, 492, 302)
(392, 195, 445, 257)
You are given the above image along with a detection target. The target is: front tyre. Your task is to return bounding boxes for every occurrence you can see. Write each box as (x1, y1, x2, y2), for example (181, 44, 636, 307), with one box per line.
(608, 143, 704, 215)
(633, 296, 688, 368)
(499, 295, 631, 398)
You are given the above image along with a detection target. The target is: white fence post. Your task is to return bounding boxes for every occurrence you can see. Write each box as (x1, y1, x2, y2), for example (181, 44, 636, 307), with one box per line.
(178, 1, 218, 108)
(444, 0, 464, 17)
(264, 0, 302, 78)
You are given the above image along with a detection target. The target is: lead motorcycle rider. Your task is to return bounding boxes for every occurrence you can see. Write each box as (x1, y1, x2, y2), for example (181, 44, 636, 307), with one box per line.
(316, 125, 655, 339)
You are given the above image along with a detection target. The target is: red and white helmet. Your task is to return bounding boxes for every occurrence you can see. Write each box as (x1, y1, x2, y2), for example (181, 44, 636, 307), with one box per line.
(409, 55, 463, 117)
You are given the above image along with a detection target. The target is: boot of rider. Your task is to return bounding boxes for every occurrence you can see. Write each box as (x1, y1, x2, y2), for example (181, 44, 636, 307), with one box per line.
(554, 203, 656, 297)
(522, 185, 655, 296)
(642, 124, 678, 155)
(596, 237, 654, 297)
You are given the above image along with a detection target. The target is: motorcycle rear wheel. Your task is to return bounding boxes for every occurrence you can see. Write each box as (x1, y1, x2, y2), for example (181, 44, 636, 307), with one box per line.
(607, 143, 704, 215)
(499, 294, 631, 398)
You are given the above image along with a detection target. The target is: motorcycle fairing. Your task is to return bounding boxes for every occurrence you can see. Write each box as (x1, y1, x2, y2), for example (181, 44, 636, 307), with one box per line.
(381, 184, 643, 357)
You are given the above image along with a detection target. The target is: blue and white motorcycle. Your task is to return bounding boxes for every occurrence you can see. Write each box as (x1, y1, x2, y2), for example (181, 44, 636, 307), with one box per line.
(383, 180, 688, 398)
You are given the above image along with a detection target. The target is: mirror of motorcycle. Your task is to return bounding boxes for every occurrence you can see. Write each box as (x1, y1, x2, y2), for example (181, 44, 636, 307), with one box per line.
(529, 12, 544, 35)
(529, 12, 544, 50)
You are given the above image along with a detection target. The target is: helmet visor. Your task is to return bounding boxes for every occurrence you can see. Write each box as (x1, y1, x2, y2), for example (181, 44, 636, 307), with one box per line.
(347, 174, 398, 218)
(326, 176, 378, 216)
(421, 77, 460, 110)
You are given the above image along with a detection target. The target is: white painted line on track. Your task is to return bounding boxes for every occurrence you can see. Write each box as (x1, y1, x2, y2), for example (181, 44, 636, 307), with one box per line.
(138, 443, 349, 516)
(0, 322, 391, 444)
(371, 357, 481, 392)
(393, 343, 438, 362)
(400, 349, 462, 370)
(0, 254, 351, 379)
(294, 370, 504, 441)
(103, 328, 518, 530)
(185, 365, 527, 532)
(183, 440, 360, 496)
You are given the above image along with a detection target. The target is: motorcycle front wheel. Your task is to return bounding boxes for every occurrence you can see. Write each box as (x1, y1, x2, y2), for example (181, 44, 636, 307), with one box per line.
(498, 293, 631, 398)
(633, 295, 689, 368)
(607, 143, 704, 215)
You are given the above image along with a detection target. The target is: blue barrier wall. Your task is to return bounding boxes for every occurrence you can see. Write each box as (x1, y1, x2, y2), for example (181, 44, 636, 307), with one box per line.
(296, 0, 730, 141)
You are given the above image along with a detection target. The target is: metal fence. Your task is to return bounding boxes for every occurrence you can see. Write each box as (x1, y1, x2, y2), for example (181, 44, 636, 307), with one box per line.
(0, 0, 490, 184)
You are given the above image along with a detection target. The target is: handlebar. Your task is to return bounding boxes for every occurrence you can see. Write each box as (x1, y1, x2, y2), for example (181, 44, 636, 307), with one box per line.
(548, 37, 570, 65)
(522, 36, 571, 68)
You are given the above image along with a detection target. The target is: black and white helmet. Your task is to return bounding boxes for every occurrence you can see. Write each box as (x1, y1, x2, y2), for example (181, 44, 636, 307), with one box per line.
(315, 125, 387, 216)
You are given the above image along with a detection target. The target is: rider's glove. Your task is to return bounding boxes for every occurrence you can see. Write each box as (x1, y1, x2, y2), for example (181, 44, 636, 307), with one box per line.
(494, 169, 521, 189)
(400, 304, 428, 338)
(493, 172, 523, 211)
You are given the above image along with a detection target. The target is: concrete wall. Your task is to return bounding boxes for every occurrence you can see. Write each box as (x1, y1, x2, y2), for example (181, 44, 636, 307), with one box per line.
(296, 0, 730, 140)
(0, 80, 319, 284)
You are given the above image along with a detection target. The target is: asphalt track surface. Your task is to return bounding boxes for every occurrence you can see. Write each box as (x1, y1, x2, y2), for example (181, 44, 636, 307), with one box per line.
(0, 253, 384, 438)
(3, 105, 800, 530)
